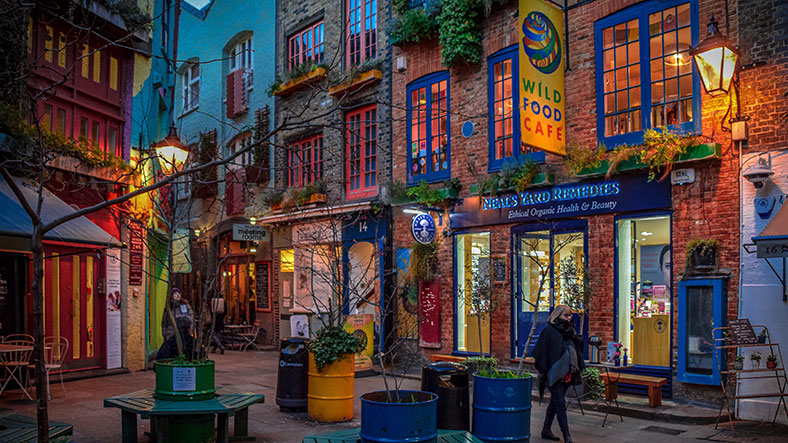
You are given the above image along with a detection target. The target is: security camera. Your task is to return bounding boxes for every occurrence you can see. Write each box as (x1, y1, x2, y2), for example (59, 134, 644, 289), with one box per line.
(743, 155, 774, 189)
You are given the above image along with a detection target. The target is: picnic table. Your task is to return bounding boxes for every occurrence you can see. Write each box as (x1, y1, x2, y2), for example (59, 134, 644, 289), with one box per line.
(302, 428, 484, 443)
(104, 388, 264, 443)
(0, 412, 73, 443)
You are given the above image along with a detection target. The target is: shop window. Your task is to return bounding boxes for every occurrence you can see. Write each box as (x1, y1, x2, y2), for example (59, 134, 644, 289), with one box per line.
(456, 232, 491, 354)
(615, 214, 672, 367)
(347, 0, 376, 67)
(288, 21, 324, 70)
(407, 71, 450, 184)
(518, 230, 585, 313)
(677, 277, 726, 385)
(595, 0, 699, 147)
(346, 105, 378, 199)
(287, 134, 323, 188)
(487, 46, 544, 171)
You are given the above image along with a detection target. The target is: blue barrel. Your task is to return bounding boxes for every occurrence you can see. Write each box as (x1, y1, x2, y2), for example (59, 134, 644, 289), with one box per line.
(360, 390, 438, 442)
(472, 374, 532, 442)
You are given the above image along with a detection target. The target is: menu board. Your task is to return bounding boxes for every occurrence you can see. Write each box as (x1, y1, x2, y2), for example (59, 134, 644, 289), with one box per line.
(255, 262, 270, 311)
(728, 318, 758, 345)
(493, 256, 507, 284)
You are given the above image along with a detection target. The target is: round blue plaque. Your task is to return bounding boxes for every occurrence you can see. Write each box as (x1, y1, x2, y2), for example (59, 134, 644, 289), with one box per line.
(411, 213, 436, 244)
(462, 121, 474, 138)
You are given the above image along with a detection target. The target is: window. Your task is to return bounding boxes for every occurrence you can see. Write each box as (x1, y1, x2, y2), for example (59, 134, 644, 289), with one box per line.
(92, 50, 101, 83)
(182, 63, 200, 112)
(287, 134, 324, 188)
(110, 57, 119, 91)
(518, 230, 586, 313)
(288, 21, 324, 70)
(347, 0, 376, 66)
(615, 214, 672, 367)
(80, 44, 89, 78)
(345, 105, 377, 199)
(44, 26, 53, 63)
(487, 47, 546, 171)
(57, 32, 67, 68)
(55, 108, 67, 135)
(230, 37, 253, 72)
(455, 232, 491, 354)
(228, 133, 253, 167)
(595, 0, 699, 147)
(407, 71, 450, 184)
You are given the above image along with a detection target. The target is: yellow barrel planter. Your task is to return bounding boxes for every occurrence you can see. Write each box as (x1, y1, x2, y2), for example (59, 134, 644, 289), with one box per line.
(307, 351, 355, 422)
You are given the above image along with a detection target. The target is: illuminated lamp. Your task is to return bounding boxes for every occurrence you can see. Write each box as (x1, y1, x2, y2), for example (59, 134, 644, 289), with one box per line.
(152, 125, 190, 175)
(689, 14, 740, 97)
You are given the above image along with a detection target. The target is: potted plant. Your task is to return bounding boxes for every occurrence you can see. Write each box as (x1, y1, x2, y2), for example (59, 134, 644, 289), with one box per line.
(733, 355, 745, 371)
(472, 369, 533, 442)
(463, 356, 497, 381)
(758, 329, 768, 344)
(580, 367, 605, 400)
(750, 352, 762, 369)
(685, 238, 719, 272)
(306, 325, 362, 423)
(767, 354, 779, 369)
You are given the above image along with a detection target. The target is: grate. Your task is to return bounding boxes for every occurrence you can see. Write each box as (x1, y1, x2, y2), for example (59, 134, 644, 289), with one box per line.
(643, 426, 686, 436)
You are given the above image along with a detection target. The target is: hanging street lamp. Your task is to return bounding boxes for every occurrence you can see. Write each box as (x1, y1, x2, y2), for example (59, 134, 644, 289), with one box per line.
(690, 14, 740, 97)
(152, 124, 190, 175)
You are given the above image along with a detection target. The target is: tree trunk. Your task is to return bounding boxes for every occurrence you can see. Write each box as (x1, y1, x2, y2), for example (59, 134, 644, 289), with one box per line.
(32, 227, 49, 443)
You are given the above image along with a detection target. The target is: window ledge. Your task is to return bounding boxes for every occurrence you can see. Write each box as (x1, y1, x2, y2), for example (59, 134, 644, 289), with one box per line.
(272, 67, 327, 97)
(576, 143, 722, 178)
(328, 69, 383, 97)
(469, 173, 554, 195)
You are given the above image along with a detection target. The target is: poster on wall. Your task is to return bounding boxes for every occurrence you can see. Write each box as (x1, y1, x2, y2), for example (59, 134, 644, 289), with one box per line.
(290, 314, 309, 338)
(419, 280, 441, 348)
(105, 248, 122, 369)
(396, 249, 418, 339)
(519, 0, 566, 155)
(344, 314, 374, 372)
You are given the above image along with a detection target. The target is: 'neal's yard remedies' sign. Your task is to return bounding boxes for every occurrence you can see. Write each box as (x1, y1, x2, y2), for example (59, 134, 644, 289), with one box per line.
(451, 174, 670, 229)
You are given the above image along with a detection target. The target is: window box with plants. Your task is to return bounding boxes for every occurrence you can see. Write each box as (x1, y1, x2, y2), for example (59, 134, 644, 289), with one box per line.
(328, 59, 384, 97)
(685, 238, 720, 273)
(406, 179, 462, 207)
(469, 161, 545, 196)
(270, 62, 328, 97)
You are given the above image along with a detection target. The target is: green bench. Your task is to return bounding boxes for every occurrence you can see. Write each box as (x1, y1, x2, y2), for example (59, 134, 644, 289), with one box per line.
(104, 388, 263, 443)
(0, 412, 73, 443)
(303, 428, 484, 443)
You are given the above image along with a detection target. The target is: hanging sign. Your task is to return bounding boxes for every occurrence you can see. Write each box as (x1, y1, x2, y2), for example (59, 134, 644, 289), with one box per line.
(411, 213, 436, 244)
(233, 224, 269, 242)
(519, 0, 566, 155)
(129, 223, 144, 286)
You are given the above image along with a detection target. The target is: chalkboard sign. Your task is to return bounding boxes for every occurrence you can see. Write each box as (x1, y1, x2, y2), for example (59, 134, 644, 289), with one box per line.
(255, 262, 271, 311)
(728, 318, 758, 345)
(492, 255, 507, 284)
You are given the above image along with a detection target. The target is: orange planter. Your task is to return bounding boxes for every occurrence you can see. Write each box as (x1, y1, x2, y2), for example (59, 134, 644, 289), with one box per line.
(307, 352, 355, 422)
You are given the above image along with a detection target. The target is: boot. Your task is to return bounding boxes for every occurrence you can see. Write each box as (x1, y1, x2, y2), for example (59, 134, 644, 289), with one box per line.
(562, 430, 572, 443)
(541, 426, 561, 441)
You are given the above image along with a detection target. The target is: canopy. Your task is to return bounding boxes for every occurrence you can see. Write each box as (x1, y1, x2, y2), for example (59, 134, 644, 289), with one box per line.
(752, 200, 788, 258)
(0, 175, 121, 247)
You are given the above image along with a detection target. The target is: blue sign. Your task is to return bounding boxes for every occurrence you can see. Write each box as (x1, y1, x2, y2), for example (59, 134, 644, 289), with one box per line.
(754, 197, 775, 219)
(343, 212, 385, 242)
(450, 174, 671, 229)
(411, 213, 437, 244)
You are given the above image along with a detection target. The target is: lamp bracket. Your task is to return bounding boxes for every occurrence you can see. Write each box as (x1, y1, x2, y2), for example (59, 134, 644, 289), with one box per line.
(740, 61, 766, 71)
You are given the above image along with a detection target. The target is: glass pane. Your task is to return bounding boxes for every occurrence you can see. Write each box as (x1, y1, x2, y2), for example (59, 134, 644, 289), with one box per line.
(651, 59, 664, 81)
(686, 286, 714, 375)
(604, 71, 615, 92)
(650, 36, 663, 59)
(664, 8, 677, 31)
(664, 31, 677, 56)
(604, 49, 615, 71)
(631, 109, 642, 131)
(456, 232, 491, 354)
(615, 68, 627, 90)
(627, 19, 639, 42)
(629, 64, 641, 87)
(603, 27, 614, 49)
(605, 115, 616, 137)
(649, 11, 662, 35)
(665, 101, 678, 125)
(614, 23, 627, 45)
(652, 104, 664, 126)
(554, 232, 586, 308)
(520, 233, 550, 313)
(631, 87, 641, 107)
(666, 77, 678, 101)
(615, 45, 627, 68)
(605, 93, 615, 114)
(617, 90, 628, 112)
(627, 43, 640, 65)
(679, 74, 692, 98)
(677, 3, 691, 28)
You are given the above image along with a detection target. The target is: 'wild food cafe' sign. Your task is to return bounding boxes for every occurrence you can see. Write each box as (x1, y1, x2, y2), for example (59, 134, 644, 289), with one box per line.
(450, 174, 671, 229)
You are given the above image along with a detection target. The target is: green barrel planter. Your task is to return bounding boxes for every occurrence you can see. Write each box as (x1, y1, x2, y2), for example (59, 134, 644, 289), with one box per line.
(154, 360, 216, 401)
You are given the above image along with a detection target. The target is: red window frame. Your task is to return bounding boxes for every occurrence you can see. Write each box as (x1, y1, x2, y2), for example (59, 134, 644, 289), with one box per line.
(288, 21, 324, 70)
(287, 134, 324, 188)
(346, 0, 377, 67)
(345, 105, 377, 199)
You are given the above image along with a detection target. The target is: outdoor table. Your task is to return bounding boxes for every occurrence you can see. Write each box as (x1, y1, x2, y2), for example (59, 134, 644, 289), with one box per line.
(223, 325, 253, 349)
(0, 343, 34, 400)
(104, 388, 264, 443)
(302, 428, 484, 443)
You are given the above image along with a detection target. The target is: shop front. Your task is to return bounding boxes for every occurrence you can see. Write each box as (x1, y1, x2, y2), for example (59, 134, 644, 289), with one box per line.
(449, 173, 675, 393)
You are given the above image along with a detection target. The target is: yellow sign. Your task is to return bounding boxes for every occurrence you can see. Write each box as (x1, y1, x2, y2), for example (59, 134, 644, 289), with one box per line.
(519, 0, 566, 155)
(344, 314, 374, 372)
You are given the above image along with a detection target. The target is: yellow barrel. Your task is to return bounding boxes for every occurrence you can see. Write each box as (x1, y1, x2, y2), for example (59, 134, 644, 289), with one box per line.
(307, 352, 355, 422)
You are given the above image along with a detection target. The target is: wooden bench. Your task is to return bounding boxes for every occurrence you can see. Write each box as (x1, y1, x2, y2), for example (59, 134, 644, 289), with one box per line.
(429, 354, 467, 363)
(104, 388, 264, 443)
(600, 372, 667, 408)
(303, 428, 483, 443)
(0, 412, 73, 443)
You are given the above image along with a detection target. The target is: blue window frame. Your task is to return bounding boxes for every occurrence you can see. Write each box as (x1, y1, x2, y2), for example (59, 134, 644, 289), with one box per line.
(487, 46, 545, 171)
(594, 0, 701, 147)
(407, 71, 450, 184)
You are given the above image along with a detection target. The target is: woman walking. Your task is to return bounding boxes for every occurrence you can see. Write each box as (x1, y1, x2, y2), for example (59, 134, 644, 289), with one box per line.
(532, 305, 584, 443)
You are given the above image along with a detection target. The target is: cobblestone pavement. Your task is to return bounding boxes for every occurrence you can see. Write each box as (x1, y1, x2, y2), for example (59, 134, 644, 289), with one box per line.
(1, 350, 786, 442)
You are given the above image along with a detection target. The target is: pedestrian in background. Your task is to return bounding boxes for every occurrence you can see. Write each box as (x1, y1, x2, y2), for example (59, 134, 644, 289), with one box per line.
(161, 288, 194, 341)
(532, 305, 584, 443)
(209, 297, 226, 354)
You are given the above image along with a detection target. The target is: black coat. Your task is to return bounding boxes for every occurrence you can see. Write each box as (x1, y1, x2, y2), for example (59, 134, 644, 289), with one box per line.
(531, 321, 585, 392)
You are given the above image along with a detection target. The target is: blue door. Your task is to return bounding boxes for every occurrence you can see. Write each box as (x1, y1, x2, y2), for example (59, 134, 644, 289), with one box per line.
(513, 223, 587, 359)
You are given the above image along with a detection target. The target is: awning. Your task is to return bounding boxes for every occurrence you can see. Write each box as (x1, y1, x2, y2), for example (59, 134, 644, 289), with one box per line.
(0, 175, 122, 248)
(750, 200, 788, 301)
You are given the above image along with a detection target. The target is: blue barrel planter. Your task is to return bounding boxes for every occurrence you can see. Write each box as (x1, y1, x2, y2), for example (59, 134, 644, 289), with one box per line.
(472, 374, 532, 443)
(360, 390, 438, 443)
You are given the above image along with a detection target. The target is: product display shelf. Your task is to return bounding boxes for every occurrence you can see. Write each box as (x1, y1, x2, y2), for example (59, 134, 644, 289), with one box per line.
(712, 325, 788, 436)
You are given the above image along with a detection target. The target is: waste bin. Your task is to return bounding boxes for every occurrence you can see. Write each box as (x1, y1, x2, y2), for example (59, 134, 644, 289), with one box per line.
(421, 362, 470, 430)
(276, 337, 309, 411)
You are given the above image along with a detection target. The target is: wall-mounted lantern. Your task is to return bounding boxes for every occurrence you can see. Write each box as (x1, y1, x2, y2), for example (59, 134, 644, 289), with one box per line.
(690, 15, 740, 97)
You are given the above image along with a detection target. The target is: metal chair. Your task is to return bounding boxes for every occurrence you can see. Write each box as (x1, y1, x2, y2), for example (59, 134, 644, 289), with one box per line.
(0, 340, 34, 400)
(2, 334, 34, 343)
(238, 320, 265, 351)
(41, 337, 69, 400)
